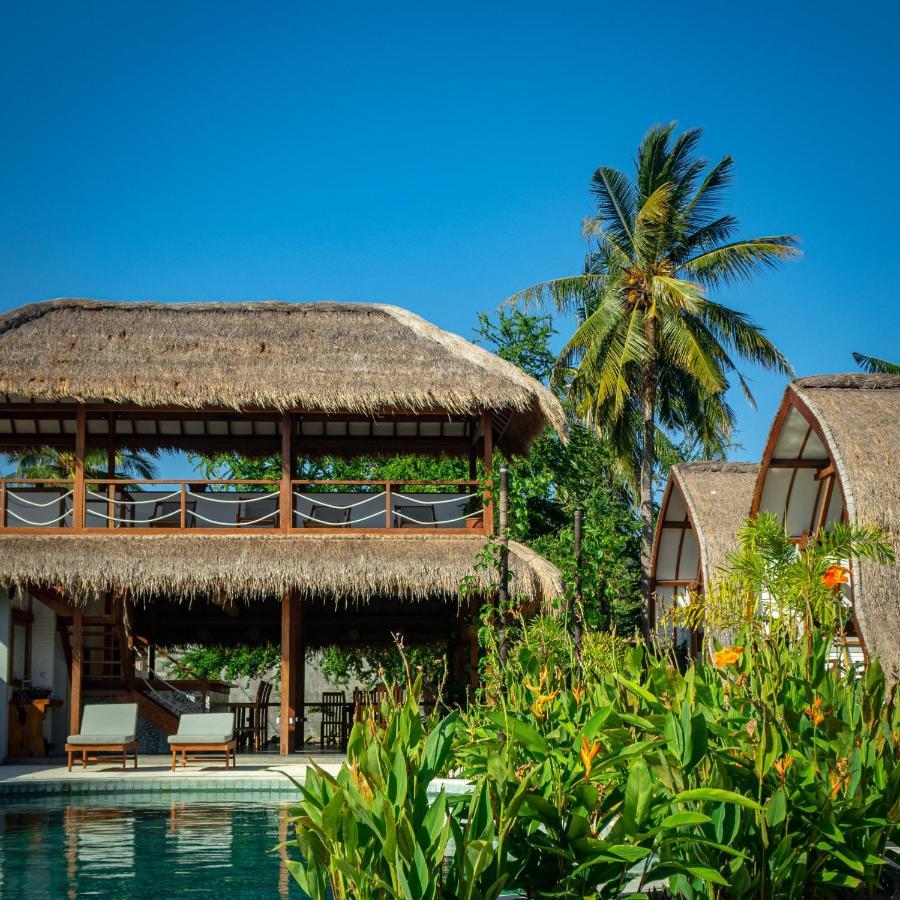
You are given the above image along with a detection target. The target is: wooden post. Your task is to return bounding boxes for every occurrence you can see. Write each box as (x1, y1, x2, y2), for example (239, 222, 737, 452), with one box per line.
(482, 412, 494, 534)
(573, 509, 583, 654)
(296, 598, 305, 749)
(497, 465, 509, 662)
(106, 415, 116, 529)
(280, 589, 297, 755)
(385, 481, 393, 529)
(280, 413, 292, 532)
(70, 607, 83, 735)
(73, 405, 86, 531)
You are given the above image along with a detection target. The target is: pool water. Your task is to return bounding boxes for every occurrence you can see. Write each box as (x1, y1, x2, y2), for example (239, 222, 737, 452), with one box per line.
(0, 792, 307, 899)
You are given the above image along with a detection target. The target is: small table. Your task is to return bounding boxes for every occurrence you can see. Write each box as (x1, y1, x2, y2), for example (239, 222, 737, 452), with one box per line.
(8, 698, 62, 757)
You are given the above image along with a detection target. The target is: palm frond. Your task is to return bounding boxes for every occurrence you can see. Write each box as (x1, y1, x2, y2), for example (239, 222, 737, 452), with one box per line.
(589, 166, 637, 252)
(852, 352, 900, 374)
(504, 275, 604, 315)
(700, 300, 795, 377)
(681, 236, 799, 288)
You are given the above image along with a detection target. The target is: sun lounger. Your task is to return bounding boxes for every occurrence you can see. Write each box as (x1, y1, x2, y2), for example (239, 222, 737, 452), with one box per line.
(168, 712, 236, 770)
(66, 703, 139, 771)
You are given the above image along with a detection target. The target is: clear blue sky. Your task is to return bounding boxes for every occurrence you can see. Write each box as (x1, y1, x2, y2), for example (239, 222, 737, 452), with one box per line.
(1, 1, 898, 460)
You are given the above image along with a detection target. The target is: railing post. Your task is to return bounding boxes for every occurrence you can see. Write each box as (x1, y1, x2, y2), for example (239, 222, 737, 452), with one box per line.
(385, 481, 393, 529)
(281, 413, 292, 532)
(73, 405, 86, 532)
(180, 483, 187, 529)
(0, 480, 5, 529)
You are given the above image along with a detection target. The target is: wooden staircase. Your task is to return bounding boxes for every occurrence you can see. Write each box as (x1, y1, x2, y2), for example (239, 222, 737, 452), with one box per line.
(57, 609, 182, 736)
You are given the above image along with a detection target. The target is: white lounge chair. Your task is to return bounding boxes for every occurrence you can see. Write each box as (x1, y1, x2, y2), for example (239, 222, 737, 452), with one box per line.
(66, 703, 139, 771)
(168, 712, 236, 770)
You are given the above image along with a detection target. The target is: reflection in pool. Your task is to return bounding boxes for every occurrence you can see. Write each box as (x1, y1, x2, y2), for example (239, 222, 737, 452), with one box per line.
(0, 792, 306, 898)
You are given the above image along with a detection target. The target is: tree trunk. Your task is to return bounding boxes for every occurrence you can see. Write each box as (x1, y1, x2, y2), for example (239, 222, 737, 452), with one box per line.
(639, 329, 658, 643)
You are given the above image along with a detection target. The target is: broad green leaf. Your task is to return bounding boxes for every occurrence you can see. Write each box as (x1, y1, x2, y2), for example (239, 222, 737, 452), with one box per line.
(673, 788, 762, 811)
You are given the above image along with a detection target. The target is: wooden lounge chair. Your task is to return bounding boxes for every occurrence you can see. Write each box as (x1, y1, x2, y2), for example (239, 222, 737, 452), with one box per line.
(319, 691, 347, 749)
(66, 703, 139, 772)
(168, 712, 236, 770)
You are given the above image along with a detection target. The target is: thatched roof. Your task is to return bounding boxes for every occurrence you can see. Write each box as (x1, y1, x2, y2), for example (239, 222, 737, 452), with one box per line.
(786, 373, 900, 681)
(668, 461, 759, 585)
(0, 299, 566, 455)
(0, 533, 563, 607)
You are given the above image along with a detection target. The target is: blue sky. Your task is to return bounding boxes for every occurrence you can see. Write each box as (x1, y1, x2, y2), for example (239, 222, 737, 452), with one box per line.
(1, 1, 898, 460)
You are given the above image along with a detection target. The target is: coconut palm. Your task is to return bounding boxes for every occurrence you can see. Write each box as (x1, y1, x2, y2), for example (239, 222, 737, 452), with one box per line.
(3, 447, 157, 480)
(852, 352, 900, 374)
(509, 123, 798, 626)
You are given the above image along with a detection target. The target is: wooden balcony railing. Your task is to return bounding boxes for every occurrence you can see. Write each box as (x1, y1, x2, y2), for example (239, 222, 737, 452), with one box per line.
(0, 478, 490, 535)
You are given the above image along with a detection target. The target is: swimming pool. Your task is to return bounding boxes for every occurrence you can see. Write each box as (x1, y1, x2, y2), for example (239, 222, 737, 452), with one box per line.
(0, 792, 306, 898)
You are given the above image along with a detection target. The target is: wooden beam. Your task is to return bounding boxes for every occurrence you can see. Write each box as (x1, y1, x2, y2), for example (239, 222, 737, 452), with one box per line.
(296, 597, 305, 750)
(73, 405, 86, 531)
(482, 412, 494, 535)
(768, 458, 827, 469)
(70, 607, 83, 735)
(280, 413, 292, 533)
(280, 589, 297, 756)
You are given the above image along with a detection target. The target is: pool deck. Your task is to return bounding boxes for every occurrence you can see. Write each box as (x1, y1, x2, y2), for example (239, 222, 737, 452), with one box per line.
(0, 752, 346, 796)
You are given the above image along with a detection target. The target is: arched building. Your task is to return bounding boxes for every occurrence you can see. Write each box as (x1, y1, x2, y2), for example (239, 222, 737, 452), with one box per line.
(752, 374, 900, 680)
(650, 461, 759, 658)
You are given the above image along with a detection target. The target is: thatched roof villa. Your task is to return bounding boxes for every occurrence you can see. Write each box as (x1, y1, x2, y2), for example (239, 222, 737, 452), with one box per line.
(650, 461, 759, 656)
(0, 299, 565, 760)
(650, 374, 899, 680)
(752, 374, 900, 681)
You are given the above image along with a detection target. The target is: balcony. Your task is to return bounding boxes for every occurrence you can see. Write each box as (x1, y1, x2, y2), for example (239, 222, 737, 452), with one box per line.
(0, 478, 488, 534)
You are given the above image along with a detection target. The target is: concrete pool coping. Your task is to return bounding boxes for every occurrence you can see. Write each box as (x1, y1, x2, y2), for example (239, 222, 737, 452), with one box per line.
(0, 754, 472, 797)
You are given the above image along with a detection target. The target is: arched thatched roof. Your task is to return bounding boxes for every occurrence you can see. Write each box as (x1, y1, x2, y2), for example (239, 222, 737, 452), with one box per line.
(651, 462, 759, 647)
(753, 374, 900, 681)
(0, 533, 563, 607)
(0, 299, 566, 455)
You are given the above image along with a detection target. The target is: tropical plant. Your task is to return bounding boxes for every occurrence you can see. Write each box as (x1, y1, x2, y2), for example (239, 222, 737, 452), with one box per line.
(171, 642, 281, 682)
(3, 446, 157, 480)
(508, 123, 798, 625)
(852, 352, 900, 374)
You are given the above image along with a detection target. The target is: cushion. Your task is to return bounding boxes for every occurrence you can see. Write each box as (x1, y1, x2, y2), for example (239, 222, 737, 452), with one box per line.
(168, 733, 233, 745)
(67, 733, 135, 745)
(68, 703, 138, 744)
(173, 712, 234, 741)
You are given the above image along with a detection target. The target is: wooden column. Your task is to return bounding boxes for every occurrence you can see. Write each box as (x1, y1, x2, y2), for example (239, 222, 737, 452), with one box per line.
(280, 413, 293, 532)
(296, 599, 305, 749)
(280, 589, 298, 755)
(73, 405, 86, 531)
(69, 607, 83, 735)
(481, 411, 494, 534)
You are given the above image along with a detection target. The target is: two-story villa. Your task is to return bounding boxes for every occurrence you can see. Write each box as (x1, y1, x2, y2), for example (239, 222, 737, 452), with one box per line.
(0, 299, 565, 759)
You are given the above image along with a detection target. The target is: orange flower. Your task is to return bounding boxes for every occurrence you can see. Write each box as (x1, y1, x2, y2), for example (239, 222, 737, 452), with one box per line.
(580, 736, 602, 780)
(525, 667, 549, 695)
(822, 565, 850, 589)
(804, 696, 825, 727)
(773, 755, 794, 783)
(572, 686, 585, 705)
(714, 646, 744, 667)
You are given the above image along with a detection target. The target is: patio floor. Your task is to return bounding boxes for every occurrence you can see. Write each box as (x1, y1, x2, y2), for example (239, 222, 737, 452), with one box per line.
(0, 752, 347, 795)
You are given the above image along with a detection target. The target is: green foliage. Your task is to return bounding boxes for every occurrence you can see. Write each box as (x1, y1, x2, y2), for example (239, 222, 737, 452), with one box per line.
(667, 513, 895, 648)
(282, 522, 899, 899)
(318, 643, 447, 691)
(172, 642, 280, 682)
(852, 352, 900, 374)
(473, 309, 557, 383)
(283, 673, 522, 899)
(3, 447, 157, 480)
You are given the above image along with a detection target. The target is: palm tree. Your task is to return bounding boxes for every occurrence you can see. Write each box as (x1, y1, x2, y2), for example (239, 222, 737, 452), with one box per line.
(3, 447, 157, 480)
(509, 124, 798, 629)
(852, 352, 900, 374)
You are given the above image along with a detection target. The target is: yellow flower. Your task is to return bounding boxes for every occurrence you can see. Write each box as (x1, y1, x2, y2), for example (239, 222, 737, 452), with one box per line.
(804, 696, 825, 727)
(572, 686, 585, 705)
(580, 736, 602, 780)
(773, 755, 794, 783)
(531, 690, 558, 720)
(524, 667, 549, 696)
(714, 646, 744, 668)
